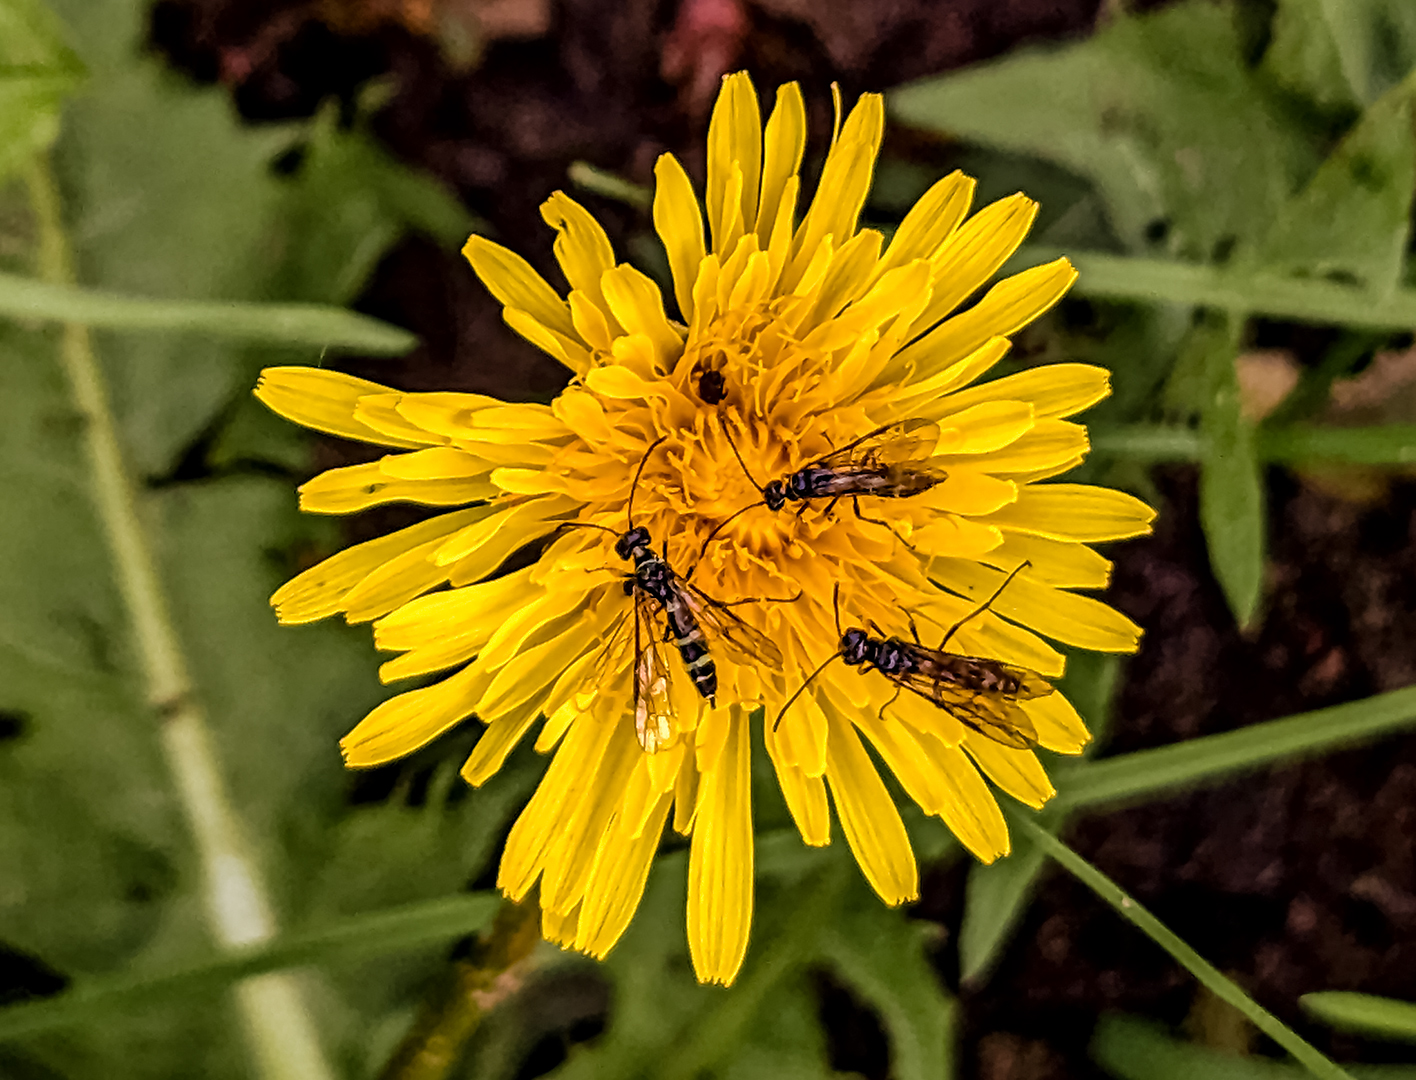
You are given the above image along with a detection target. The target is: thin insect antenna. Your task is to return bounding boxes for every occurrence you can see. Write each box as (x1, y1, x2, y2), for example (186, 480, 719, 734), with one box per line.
(832, 582, 843, 638)
(551, 520, 619, 538)
(627, 434, 668, 527)
(696, 500, 765, 563)
(722, 427, 767, 495)
(939, 559, 1033, 650)
(772, 653, 842, 732)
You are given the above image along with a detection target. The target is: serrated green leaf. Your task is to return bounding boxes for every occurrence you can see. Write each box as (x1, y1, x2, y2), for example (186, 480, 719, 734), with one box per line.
(0, 0, 83, 183)
(1302, 992, 1416, 1044)
(889, 1, 1313, 256)
(1261, 73, 1416, 294)
(817, 878, 953, 1080)
(1193, 312, 1265, 627)
(1054, 684, 1416, 813)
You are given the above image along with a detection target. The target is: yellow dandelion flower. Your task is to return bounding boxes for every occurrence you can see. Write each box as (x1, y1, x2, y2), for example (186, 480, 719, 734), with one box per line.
(256, 72, 1154, 987)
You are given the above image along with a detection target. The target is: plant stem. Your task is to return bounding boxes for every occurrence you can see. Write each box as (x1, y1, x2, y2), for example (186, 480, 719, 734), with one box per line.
(24, 152, 337, 1080)
(1011, 811, 1355, 1080)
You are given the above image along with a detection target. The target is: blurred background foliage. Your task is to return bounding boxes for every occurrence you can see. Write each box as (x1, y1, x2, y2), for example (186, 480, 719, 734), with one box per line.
(6, 0, 1416, 1077)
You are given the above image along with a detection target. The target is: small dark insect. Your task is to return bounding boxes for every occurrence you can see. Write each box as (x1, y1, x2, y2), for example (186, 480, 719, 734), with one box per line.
(557, 437, 786, 751)
(774, 563, 1054, 749)
(702, 419, 947, 555)
(696, 368, 728, 405)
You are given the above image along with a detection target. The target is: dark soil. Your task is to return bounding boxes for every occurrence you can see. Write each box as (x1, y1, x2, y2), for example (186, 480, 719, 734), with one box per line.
(150, 1, 1416, 1077)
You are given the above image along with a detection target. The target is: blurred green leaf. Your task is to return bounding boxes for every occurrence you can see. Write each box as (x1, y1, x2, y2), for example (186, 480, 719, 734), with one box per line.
(1054, 684, 1416, 813)
(890, 1, 1313, 256)
(1090, 423, 1416, 465)
(1093, 1013, 1416, 1080)
(1302, 992, 1416, 1044)
(1012, 814, 1356, 1080)
(1032, 247, 1416, 329)
(0, 893, 499, 1041)
(0, 0, 83, 183)
(817, 880, 953, 1080)
(1264, 0, 1416, 112)
(0, 271, 416, 350)
(1193, 312, 1265, 627)
(1260, 72, 1416, 294)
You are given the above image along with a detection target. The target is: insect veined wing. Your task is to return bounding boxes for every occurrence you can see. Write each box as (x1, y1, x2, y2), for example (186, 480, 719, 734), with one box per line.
(889, 666, 1041, 750)
(809, 418, 942, 473)
(999, 663, 1056, 701)
(632, 587, 678, 754)
(674, 580, 786, 672)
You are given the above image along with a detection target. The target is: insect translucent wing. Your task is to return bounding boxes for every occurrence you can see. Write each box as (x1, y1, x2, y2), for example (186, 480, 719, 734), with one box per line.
(632, 589, 678, 753)
(894, 668, 1042, 749)
(811, 418, 942, 472)
(675, 582, 786, 672)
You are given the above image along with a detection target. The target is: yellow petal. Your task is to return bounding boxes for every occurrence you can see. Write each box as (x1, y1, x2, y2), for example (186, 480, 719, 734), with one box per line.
(876, 170, 975, 277)
(935, 401, 1035, 455)
(380, 446, 494, 480)
(459, 702, 543, 787)
(913, 470, 1018, 516)
(1020, 690, 1091, 754)
(946, 419, 1088, 476)
(374, 567, 534, 653)
(600, 264, 684, 369)
(687, 706, 754, 986)
(822, 703, 918, 905)
(984, 531, 1113, 590)
(270, 507, 488, 624)
(298, 460, 497, 514)
(706, 72, 762, 250)
(463, 235, 579, 340)
(772, 760, 830, 845)
(906, 514, 1003, 561)
(932, 364, 1111, 425)
(575, 790, 673, 958)
(909, 193, 1038, 334)
(798, 230, 884, 335)
(503, 307, 592, 374)
(540, 191, 616, 305)
(921, 737, 1010, 863)
(653, 153, 707, 321)
(978, 484, 1156, 543)
(756, 82, 806, 245)
(963, 737, 1056, 809)
(255, 367, 432, 449)
(927, 557, 1143, 652)
(433, 493, 578, 569)
(900, 258, 1077, 382)
(341, 662, 490, 767)
(353, 393, 450, 446)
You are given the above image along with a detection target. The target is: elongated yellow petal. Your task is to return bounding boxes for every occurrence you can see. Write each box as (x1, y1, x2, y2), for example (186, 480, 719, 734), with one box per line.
(298, 461, 497, 514)
(1020, 690, 1091, 754)
(756, 82, 805, 244)
(984, 531, 1113, 590)
(653, 153, 707, 321)
(706, 72, 762, 250)
(541, 191, 617, 306)
(459, 702, 543, 786)
(922, 738, 1011, 862)
(256, 367, 434, 448)
(575, 790, 673, 958)
(963, 737, 1055, 809)
(910, 193, 1038, 334)
(463, 235, 579, 340)
(687, 706, 754, 986)
(600, 264, 684, 369)
(341, 662, 491, 767)
(978, 484, 1157, 542)
(876, 170, 975, 277)
(822, 703, 918, 905)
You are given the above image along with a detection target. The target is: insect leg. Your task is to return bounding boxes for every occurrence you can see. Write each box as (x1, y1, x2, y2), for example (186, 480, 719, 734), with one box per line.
(939, 560, 1034, 649)
(906, 614, 922, 645)
(713, 587, 804, 607)
(821, 496, 841, 520)
(852, 495, 914, 548)
(878, 684, 902, 720)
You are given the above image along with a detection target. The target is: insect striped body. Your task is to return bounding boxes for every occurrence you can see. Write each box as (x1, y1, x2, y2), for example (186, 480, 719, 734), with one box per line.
(617, 526, 718, 703)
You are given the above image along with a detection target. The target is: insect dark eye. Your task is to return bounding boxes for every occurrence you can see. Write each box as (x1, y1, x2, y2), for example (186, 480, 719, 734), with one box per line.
(697, 370, 727, 405)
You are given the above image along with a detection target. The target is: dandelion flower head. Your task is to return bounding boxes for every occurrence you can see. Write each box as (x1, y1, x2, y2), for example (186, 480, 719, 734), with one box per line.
(255, 73, 1155, 986)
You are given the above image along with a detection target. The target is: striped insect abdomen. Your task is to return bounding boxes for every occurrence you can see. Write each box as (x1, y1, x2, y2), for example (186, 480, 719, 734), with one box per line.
(664, 591, 717, 702)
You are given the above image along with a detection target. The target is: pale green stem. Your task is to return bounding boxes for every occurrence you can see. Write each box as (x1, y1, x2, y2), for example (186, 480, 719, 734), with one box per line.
(24, 153, 336, 1080)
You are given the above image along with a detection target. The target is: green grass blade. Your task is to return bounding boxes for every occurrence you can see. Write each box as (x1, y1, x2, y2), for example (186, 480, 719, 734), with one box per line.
(958, 826, 1048, 983)
(1258, 426, 1416, 465)
(0, 892, 500, 1040)
(1011, 813, 1356, 1080)
(1091, 1014, 1416, 1080)
(1055, 685, 1416, 813)
(0, 271, 416, 353)
(1026, 247, 1416, 330)
(1302, 993, 1416, 1044)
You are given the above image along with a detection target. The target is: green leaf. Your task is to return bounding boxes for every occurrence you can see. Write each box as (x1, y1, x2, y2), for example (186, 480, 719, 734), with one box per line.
(1089, 423, 1416, 465)
(0, 272, 417, 351)
(1302, 992, 1416, 1044)
(816, 878, 954, 1080)
(1054, 684, 1416, 813)
(1264, 0, 1416, 112)
(1191, 312, 1264, 627)
(1260, 72, 1416, 294)
(1023, 247, 1416, 330)
(0, 0, 83, 183)
(0, 893, 500, 1041)
(889, 1, 1313, 256)
(1092, 1013, 1416, 1080)
(1011, 813, 1356, 1080)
